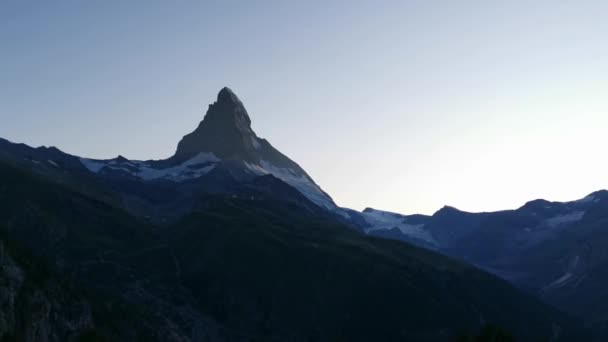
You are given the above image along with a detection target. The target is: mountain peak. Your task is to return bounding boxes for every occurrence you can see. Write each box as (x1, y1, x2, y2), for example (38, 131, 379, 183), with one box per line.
(168, 87, 338, 210)
(433, 205, 464, 217)
(175, 87, 255, 160)
(217, 86, 240, 104)
(207, 87, 251, 131)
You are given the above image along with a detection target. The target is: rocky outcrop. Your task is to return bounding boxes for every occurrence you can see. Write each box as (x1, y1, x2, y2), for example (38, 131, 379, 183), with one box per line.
(175, 87, 261, 162)
(0, 240, 94, 342)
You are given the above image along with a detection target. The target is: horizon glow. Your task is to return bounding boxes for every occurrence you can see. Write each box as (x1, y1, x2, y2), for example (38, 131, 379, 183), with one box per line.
(1, 1, 607, 215)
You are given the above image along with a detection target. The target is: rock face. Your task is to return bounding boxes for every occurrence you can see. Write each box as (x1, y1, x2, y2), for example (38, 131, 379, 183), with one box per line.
(77, 87, 339, 210)
(176, 87, 259, 161)
(174, 87, 314, 173)
(175, 87, 338, 209)
(0, 240, 94, 342)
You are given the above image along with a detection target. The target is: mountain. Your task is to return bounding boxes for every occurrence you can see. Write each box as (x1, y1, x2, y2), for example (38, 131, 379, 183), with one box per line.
(77, 87, 338, 213)
(366, 191, 608, 333)
(0, 87, 589, 340)
(0, 87, 344, 226)
(359, 208, 438, 248)
(0, 158, 585, 341)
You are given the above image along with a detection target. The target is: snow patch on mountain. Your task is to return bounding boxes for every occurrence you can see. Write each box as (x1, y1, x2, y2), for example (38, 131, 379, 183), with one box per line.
(362, 208, 436, 245)
(245, 160, 336, 211)
(80, 153, 339, 212)
(544, 211, 585, 227)
(139, 153, 219, 181)
(547, 272, 573, 288)
(80, 152, 220, 181)
(80, 158, 105, 173)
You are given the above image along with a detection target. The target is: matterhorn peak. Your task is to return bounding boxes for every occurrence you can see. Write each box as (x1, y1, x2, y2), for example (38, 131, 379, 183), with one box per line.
(203, 87, 252, 133)
(175, 87, 256, 160)
(169, 87, 337, 210)
(217, 86, 241, 105)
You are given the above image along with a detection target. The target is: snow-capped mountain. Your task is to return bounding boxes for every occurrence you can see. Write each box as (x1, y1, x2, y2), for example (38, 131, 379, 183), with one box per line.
(364, 190, 608, 325)
(80, 152, 221, 182)
(0, 86, 605, 336)
(361, 192, 608, 255)
(78, 87, 338, 211)
(0, 138, 585, 341)
(359, 208, 437, 247)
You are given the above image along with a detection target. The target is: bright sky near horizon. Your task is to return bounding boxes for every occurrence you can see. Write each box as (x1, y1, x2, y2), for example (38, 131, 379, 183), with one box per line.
(1, 1, 607, 215)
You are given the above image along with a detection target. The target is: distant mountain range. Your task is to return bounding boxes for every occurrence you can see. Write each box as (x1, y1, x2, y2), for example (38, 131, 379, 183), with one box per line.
(0, 87, 601, 340)
(365, 190, 608, 332)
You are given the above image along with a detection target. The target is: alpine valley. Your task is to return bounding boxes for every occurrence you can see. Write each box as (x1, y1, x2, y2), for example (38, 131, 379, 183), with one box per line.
(0, 87, 603, 341)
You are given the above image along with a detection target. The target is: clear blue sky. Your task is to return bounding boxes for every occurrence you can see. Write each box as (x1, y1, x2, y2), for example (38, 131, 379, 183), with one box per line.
(1, 1, 607, 214)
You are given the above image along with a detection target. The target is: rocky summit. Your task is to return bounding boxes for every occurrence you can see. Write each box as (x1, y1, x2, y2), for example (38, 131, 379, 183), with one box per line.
(175, 87, 259, 161)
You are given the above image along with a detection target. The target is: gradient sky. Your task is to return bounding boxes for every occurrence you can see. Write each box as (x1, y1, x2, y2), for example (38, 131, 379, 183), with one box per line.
(2, 1, 607, 215)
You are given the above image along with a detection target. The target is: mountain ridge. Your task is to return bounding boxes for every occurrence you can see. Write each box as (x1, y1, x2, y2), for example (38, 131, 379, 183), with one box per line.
(0, 157, 586, 341)
(0, 87, 606, 338)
